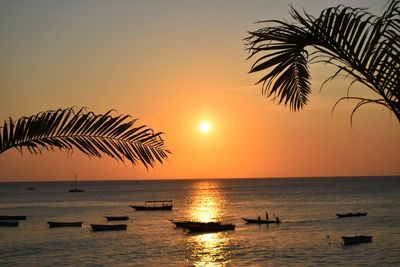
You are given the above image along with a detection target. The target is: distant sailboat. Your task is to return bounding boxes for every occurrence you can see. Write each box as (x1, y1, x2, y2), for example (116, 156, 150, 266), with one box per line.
(69, 175, 85, 192)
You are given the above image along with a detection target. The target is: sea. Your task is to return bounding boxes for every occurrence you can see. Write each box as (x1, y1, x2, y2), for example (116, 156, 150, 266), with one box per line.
(0, 176, 399, 266)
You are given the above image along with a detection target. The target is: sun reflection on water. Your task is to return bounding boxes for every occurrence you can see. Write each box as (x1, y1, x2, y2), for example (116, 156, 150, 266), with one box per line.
(186, 181, 231, 266)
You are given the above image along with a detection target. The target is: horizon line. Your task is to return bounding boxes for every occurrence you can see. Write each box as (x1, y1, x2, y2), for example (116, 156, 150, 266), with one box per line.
(1, 175, 399, 183)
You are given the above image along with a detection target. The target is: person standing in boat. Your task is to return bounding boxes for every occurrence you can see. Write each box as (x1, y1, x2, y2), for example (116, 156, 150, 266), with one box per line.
(258, 216, 261, 222)
(266, 211, 269, 221)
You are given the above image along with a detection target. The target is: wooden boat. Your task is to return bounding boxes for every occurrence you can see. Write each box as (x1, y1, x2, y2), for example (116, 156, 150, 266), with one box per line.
(130, 200, 173, 211)
(342, 235, 372, 245)
(105, 216, 129, 221)
(91, 224, 127, 231)
(69, 175, 85, 192)
(185, 223, 235, 233)
(27, 186, 36, 191)
(47, 221, 83, 228)
(0, 221, 19, 227)
(170, 220, 221, 228)
(336, 212, 367, 218)
(242, 218, 281, 224)
(0, 215, 26, 220)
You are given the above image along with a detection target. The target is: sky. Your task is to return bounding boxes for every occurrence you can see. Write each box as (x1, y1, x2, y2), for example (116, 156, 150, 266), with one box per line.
(0, 0, 399, 181)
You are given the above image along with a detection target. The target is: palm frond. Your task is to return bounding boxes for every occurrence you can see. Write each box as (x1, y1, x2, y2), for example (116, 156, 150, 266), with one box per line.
(246, 20, 311, 110)
(0, 107, 171, 169)
(246, 0, 400, 121)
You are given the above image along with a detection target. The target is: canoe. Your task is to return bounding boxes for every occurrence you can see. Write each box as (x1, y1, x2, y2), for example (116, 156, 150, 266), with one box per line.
(130, 200, 173, 211)
(342, 235, 372, 245)
(91, 224, 127, 231)
(47, 221, 83, 228)
(105, 216, 129, 221)
(170, 220, 221, 228)
(185, 223, 235, 233)
(336, 212, 367, 218)
(242, 218, 281, 224)
(0, 221, 19, 227)
(0, 216, 26, 221)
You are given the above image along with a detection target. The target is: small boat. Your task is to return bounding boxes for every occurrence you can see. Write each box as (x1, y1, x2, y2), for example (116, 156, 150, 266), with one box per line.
(0, 215, 26, 221)
(170, 220, 221, 228)
(91, 224, 127, 231)
(47, 221, 83, 228)
(342, 235, 372, 245)
(69, 175, 85, 192)
(130, 200, 173, 211)
(336, 212, 367, 218)
(105, 216, 129, 221)
(0, 221, 19, 227)
(184, 223, 235, 233)
(242, 218, 281, 224)
(27, 186, 36, 191)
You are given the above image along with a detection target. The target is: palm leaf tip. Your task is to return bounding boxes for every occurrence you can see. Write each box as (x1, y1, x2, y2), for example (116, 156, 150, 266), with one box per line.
(246, 23, 312, 111)
(0, 107, 171, 169)
(246, 0, 400, 120)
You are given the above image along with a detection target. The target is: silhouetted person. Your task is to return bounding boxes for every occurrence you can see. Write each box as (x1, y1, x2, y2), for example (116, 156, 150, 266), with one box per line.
(266, 212, 269, 221)
(258, 216, 261, 221)
(276, 216, 280, 223)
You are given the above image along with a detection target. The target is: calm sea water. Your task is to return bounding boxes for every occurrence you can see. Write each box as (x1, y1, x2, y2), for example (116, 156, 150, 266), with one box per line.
(0, 177, 399, 266)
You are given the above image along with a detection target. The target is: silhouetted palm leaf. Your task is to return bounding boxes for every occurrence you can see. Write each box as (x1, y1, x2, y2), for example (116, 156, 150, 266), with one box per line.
(246, 0, 400, 121)
(0, 107, 170, 169)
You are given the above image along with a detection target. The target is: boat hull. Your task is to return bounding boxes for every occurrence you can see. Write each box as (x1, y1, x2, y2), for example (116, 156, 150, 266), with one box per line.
(91, 224, 127, 231)
(130, 200, 173, 211)
(185, 223, 235, 233)
(336, 212, 367, 218)
(242, 218, 281, 224)
(68, 189, 85, 192)
(105, 216, 129, 221)
(0, 221, 19, 227)
(130, 205, 172, 211)
(170, 220, 221, 228)
(0, 216, 26, 221)
(47, 221, 83, 228)
(342, 235, 372, 245)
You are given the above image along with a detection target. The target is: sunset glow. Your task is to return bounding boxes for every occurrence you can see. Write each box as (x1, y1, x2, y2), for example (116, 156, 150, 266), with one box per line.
(187, 181, 230, 265)
(0, 0, 399, 181)
(199, 121, 211, 134)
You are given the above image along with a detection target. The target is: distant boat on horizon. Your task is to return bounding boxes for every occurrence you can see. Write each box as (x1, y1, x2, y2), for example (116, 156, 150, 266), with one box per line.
(27, 186, 36, 191)
(69, 175, 85, 193)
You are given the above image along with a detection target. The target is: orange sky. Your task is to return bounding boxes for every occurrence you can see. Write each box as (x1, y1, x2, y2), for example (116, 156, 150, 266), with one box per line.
(1, 0, 399, 181)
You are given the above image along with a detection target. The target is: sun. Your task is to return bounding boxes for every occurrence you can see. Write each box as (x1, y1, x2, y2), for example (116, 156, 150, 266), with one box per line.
(199, 121, 211, 133)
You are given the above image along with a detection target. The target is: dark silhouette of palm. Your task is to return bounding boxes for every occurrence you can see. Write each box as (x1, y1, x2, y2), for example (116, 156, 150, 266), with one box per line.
(246, 0, 400, 121)
(0, 107, 170, 169)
